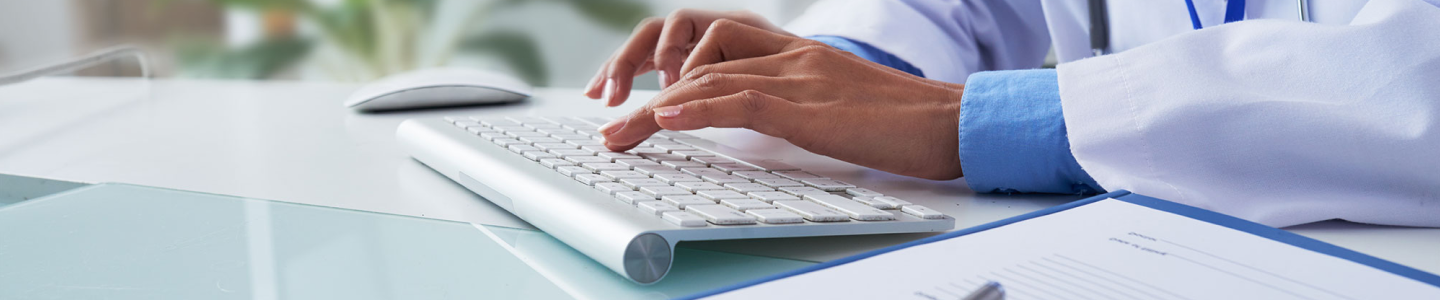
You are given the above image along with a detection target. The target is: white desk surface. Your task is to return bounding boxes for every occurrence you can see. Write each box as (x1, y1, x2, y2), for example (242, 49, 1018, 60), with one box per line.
(2, 77, 1437, 274)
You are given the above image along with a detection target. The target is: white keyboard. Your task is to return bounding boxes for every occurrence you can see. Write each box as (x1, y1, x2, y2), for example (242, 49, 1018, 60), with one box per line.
(397, 116, 953, 284)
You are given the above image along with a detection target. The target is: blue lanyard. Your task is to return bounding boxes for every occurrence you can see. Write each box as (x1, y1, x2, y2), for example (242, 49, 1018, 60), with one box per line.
(1183, 0, 1247, 30)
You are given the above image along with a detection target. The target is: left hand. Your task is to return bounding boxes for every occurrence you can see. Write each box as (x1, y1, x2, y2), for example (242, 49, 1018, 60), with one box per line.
(598, 20, 968, 180)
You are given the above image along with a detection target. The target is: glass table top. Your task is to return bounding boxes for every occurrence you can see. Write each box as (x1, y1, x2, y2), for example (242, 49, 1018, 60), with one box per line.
(0, 183, 814, 299)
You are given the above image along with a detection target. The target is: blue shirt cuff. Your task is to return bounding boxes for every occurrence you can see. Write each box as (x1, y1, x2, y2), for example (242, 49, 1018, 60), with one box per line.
(806, 35, 925, 78)
(958, 69, 1102, 195)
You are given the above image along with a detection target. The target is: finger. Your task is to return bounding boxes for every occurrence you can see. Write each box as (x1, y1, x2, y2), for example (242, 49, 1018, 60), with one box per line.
(583, 60, 609, 99)
(653, 90, 799, 138)
(600, 74, 783, 149)
(653, 9, 718, 89)
(598, 17, 665, 106)
(679, 19, 813, 77)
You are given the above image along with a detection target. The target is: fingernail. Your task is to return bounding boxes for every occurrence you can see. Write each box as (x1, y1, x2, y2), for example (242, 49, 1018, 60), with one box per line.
(599, 117, 628, 135)
(654, 105, 682, 118)
(658, 70, 670, 89)
(602, 78, 617, 106)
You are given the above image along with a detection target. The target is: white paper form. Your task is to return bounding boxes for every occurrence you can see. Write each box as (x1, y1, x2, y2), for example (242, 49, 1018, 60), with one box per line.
(709, 199, 1440, 300)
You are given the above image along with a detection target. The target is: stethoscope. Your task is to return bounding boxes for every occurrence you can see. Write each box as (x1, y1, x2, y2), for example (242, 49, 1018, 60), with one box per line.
(1088, 0, 1312, 56)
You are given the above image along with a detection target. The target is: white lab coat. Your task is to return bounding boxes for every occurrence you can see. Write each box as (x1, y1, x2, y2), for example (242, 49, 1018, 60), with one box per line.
(786, 0, 1440, 227)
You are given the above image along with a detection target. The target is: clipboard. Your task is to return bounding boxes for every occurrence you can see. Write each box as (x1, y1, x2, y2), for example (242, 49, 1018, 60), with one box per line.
(684, 190, 1440, 299)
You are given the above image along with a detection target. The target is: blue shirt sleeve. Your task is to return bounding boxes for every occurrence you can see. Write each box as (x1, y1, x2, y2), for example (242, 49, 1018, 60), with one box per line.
(807, 35, 925, 78)
(958, 69, 1103, 195)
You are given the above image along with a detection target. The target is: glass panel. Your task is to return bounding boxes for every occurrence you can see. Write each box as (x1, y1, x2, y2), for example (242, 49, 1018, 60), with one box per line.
(0, 183, 812, 299)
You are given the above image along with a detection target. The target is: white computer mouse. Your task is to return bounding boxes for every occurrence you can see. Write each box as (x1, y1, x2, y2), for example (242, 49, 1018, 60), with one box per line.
(345, 68, 532, 112)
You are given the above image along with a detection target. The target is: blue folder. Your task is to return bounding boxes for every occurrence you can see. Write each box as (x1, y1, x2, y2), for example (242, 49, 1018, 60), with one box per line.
(683, 190, 1440, 299)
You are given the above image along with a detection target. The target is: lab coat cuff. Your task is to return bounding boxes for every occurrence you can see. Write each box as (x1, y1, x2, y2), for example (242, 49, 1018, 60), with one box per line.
(958, 69, 1102, 194)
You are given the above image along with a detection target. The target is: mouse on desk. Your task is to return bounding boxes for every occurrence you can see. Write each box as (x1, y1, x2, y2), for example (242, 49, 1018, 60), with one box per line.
(345, 68, 532, 112)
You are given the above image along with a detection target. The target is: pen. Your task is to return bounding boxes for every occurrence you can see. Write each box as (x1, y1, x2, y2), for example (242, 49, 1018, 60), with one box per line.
(962, 281, 1005, 300)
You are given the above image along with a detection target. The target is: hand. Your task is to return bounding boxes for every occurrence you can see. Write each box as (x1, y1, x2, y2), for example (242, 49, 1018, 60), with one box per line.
(598, 20, 967, 180)
(582, 9, 792, 107)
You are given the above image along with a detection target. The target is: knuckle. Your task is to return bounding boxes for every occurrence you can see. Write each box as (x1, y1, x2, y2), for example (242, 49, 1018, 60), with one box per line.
(708, 18, 740, 32)
(635, 17, 663, 32)
(693, 72, 729, 90)
(668, 8, 694, 20)
(736, 90, 769, 113)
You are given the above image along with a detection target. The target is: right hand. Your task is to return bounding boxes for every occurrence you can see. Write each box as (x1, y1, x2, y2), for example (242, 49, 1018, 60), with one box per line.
(581, 9, 792, 107)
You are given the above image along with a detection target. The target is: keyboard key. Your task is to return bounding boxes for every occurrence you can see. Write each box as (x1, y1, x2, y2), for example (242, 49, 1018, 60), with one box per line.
(642, 153, 690, 162)
(748, 191, 800, 203)
(467, 126, 499, 134)
(690, 156, 737, 166)
(732, 171, 781, 180)
(848, 196, 889, 209)
(493, 126, 533, 132)
(555, 166, 591, 177)
(522, 151, 556, 161)
(655, 144, 694, 151)
(662, 160, 707, 169)
(845, 188, 884, 197)
(480, 119, 521, 127)
(746, 160, 801, 171)
(902, 205, 946, 219)
(640, 186, 693, 197)
(774, 170, 825, 180)
(539, 158, 574, 168)
(565, 156, 611, 164)
(702, 174, 750, 184)
(446, 116, 473, 123)
(772, 201, 849, 222)
(720, 198, 774, 211)
(805, 194, 896, 221)
(642, 137, 682, 146)
(800, 178, 856, 192)
(778, 186, 829, 196)
(654, 173, 702, 184)
(662, 195, 715, 208)
(753, 178, 804, 188)
(574, 174, 611, 185)
(626, 147, 668, 155)
(596, 152, 643, 160)
(747, 209, 804, 224)
(599, 170, 648, 180)
(615, 191, 656, 204)
(566, 140, 605, 146)
(508, 145, 540, 153)
(532, 142, 575, 151)
(662, 211, 708, 227)
(724, 183, 775, 193)
(683, 168, 730, 177)
(581, 163, 630, 172)
(712, 163, 760, 173)
(685, 204, 757, 225)
(636, 201, 681, 216)
(505, 131, 549, 138)
(524, 123, 563, 129)
(652, 131, 699, 139)
(697, 190, 749, 200)
(633, 165, 683, 176)
(481, 132, 510, 141)
(493, 139, 526, 147)
(594, 182, 632, 195)
(615, 159, 660, 168)
(620, 178, 670, 188)
(670, 150, 714, 158)
(872, 196, 914, 209)
(579, 145, 613, 152)
(551, 134, 593, 141)
(547, 149, 594, 157)
(521, 137, 564, 144)
(536, 128, 575, 136)
(675, 182, 726, 192)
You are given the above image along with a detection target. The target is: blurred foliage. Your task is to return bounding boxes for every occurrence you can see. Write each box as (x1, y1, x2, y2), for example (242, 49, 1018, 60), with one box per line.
(176, 0, 651, 84)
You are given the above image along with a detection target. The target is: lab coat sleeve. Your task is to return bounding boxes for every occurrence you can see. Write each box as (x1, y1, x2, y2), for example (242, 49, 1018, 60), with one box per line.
(784, 0, 1050, 83)
(1057, 0, 1440, 227)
